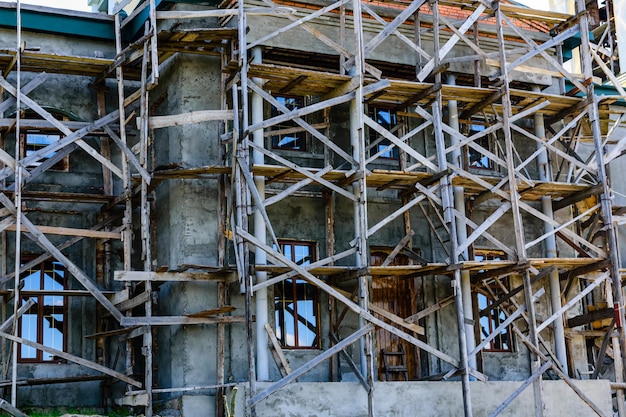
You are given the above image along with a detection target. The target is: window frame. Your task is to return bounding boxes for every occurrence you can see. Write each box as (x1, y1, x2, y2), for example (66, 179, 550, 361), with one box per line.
(270, 95, 307, 152)
(473, 249, 513, 353)
(20, 109, 72, 172)
(273, 240, 320, 349)
(18, 260, 68, 363)
(367, 106, 400, 160)
(464, 119, 496, 171)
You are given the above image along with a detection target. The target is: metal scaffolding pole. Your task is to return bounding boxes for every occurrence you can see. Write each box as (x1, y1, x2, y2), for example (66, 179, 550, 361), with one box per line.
(431, 3, 472, 416)
(577, 1, 626, 413)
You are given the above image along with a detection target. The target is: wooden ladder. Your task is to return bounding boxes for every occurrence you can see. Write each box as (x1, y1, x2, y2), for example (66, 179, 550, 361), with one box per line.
(382, 345, 409, 381)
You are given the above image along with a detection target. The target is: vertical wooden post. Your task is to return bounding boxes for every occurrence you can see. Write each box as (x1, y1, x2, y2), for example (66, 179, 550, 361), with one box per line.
(494, 2, 543, 415)
(577, 0, 626, 413)
(350, 0, 374, 414)
(430, 2, 472, 416)
(10, 1, 22, 406)
(139, 20, 154, 417)
(114, 10, 135, 400)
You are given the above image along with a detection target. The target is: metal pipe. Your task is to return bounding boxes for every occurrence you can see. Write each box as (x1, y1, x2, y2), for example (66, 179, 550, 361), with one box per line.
(447, 74, 477, 372)
(251, 47, 270, 381)
(533, 86, 568, 374)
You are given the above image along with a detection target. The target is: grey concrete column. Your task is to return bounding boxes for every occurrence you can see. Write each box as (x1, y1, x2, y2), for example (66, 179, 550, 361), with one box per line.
(533, 86, 568, 374)
(447, 74, 477, 371)
(251, 47, 270, 381)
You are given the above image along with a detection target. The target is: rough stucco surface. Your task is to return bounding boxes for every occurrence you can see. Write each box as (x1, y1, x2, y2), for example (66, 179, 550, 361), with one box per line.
(237, 381, 613, 417)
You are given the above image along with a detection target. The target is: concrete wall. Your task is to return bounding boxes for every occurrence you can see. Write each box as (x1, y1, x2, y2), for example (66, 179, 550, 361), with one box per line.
(152, 53, 224, 414)
(238, 380, 613, 417)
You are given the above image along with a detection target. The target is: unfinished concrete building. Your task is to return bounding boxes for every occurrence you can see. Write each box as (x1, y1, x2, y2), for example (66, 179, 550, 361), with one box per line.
(0, 0, 626, 415)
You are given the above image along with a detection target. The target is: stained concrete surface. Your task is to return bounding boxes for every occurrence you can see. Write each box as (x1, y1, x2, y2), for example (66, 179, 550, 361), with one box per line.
(238, 380, 613, 417)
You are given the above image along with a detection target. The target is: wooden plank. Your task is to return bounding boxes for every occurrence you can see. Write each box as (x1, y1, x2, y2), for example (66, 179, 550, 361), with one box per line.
(334, 286, 425, 335)
(264, 323, 292, 378)
(250, 325, 373, 407)
(0, 194, 123, 322)
(145, 110, 233, 129)
(103, 126, 152, 185)
(4, 224, 120, 240)
(488, 361, 552, 417)
(329, 332, 369, 391)
(536, 273, 609, 333)
(240, 229, 453, 364)
(0, 330, 141, 387)
(568, 307, 614, 328)
(381, 230, 414, 267)
(114, 270, 234, 282)
(247, 80, 357, 166)
(83, 326, 142, 339)
(471, 289, 545, 356)
(417, 4, 486, 81)
(121, 315, 246, 326)
(115, 291, 150, 313)
(0, 399, 28, 417)
(513, 327, 608, 417)
(187, 306, 236, 317)
(0, 299, 35, 333)
(405, 295, 454, 323)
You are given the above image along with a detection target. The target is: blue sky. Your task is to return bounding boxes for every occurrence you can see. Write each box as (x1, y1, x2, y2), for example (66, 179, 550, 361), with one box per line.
(22, 0, 91, 12)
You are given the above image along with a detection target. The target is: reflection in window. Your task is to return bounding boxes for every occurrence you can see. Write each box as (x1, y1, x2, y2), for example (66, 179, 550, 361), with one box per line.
(474, 250, 512, 352)
(466, 122, 493, 170)
(368, 107, 399, 159)
(19, 261, 66, 362)
(24, 133, 69, 171)
(274, 241, 319, 348)
(271, 96, 306, 151)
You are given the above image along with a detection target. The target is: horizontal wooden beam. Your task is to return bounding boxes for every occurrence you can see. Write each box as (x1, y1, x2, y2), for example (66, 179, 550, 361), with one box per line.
(114, 270, 235, 282)
(5, 224, 121, 240)
(144, 110, 233, 129)
(567, 307, 613, 328)
(0, 330, 141, 388)
(121, 315, 246, 326)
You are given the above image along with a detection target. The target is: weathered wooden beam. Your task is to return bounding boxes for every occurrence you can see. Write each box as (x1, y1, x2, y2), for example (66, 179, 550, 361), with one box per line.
(120, 316, 246, 326)
(0, 330, 141, 388)
(4, 224, 120, 240)
(460, 88, 503, 120)
(0, 194, 123, 322)
(395, 83, 441, 111)
(405, 295, 454, 323)
(329, 332, 369, 391)
(0, 299, 35, 333)
(488, 361, 552, 417)
(114, 270, 235, 282)
(560, 259, 610, 282)
(553, 183, 603, 211)
(0, 399, 28, 417)
(265, 323, 292, 378)
(144, 110, 233, 129)
(250, 325, 373, 407)
(471, 262, 531, 284)
(567, 307, 613, 328)
(381, 230, 414, 267)
(241, 229, 449, 362)
(537, 273, 609, 333)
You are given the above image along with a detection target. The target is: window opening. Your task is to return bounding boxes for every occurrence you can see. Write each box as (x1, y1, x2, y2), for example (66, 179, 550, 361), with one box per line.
(368, 107, 399, 159)
(274, 241, 320, 348)
(270, 95, 306, 151)
(19, 260, 67, 362)
(466, 120, 494, 170)
(474, 250, 512, 352)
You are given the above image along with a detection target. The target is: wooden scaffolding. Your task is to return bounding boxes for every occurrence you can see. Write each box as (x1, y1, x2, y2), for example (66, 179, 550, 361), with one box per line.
(0, 0, 624, 416)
